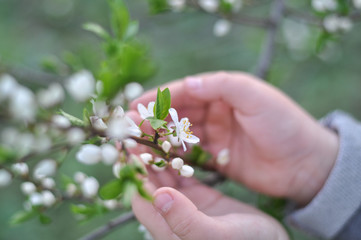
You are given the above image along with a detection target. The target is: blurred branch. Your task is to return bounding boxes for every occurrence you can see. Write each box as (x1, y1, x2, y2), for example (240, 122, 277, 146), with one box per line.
(1, 64, 63, 86)
(255, 0, 285, 79)
(79, 211, 135, 240)
(187, 0, 271, 28)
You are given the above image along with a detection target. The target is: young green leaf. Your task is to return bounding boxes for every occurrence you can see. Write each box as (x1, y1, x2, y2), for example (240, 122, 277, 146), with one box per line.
(39, 214, 52, 225)
(59, 109, 85, 127)
(83, 22, 110, 39)
(148, 118, 167, 130)
(122, 182, 137, 207)
(10, 210, 37, 225)
(99, 180, 123, 200)
(154, 160, 166, 167)
(154, 88, 171, 120)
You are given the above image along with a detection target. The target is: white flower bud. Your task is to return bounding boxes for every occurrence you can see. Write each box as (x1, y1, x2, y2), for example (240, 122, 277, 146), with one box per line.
(168, 0, 186, 11)
(67, 128, 86, 145)
(52, 115, 71, 128)
(112, 162, 124, 178)
(101, 144, 119, 165)
(354, 0, 361, 9)
(140, 153, 153, 165)
(42, 190, 56, 207)
(0, 169, 12, 187)
(103, 199, 118, 210)
(151, 157, 166, 172)
(91, 100, 109, 118)
(81, 177, 99, 198)
(41, 178, 55, 189)
(90, 116, 108, 131)
(33, 159, 57, 180)
(11, 162, 29, 176)
(198, 0, 219, 12)
(213, 19, 231, 37)
(37, 83, 64, 108)
(65, 70, 95, 102)
(21, 182, 37, 195)
(74, 171, 87, 183)
(9, 86, 37, 122)
(0, 74, 18, 101)
(180, 165, 194, 177)
(76, 144, 102, 165)
(161, 141, 172, 153)
(124, 138, 137, 149)
(66, 183, 77, 197)
(29, 192, 43, 206)
(216, 148, 230, 165)
(112, 106, 125, 119)
(171, 157, 184, 170)
(124, 82, 143, 101)
(323, 15, 339, 33)
(169, 134, 182, 147)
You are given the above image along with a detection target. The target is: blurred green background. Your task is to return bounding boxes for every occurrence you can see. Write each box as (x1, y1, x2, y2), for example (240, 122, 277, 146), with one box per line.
(1, 0, 360, 239)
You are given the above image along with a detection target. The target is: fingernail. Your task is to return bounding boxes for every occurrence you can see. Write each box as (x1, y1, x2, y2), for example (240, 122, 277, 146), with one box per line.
(154, 192, 174, 213)
(185, 77, 203, 91)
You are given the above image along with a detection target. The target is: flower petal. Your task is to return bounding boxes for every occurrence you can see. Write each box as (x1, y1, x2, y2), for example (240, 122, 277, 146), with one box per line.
(169, 108, 179, 125)
(182, 134, 200, 144)
(137, 103, 149, 119)
(147, 102, 155, 115)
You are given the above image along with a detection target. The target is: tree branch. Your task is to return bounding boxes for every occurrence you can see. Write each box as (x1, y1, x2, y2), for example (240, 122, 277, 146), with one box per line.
(78, 211, 135, 240)
(254, 0, 285, 79)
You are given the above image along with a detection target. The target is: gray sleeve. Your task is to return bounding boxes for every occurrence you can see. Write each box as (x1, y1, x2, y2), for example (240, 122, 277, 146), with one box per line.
(287, 110, 361, 239)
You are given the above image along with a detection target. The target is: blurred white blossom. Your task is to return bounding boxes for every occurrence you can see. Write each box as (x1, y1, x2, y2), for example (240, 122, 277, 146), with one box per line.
(124, 82, 144, 101)
(33, 159, 57, 180)
(198, 0, 219, 12)
(167, 0, 186, 12)
(76, 144, 102, 165)
(66, 70, 95, 102)
(74, 171, 87, 184)
(0, 74, 18, 101)
(11, 162, 29, 176)
(37, 83, 64, 108)
(101, 144, 119, 165)
(41, 178, 56, 189)
(81, 177, 99, 198)
(216, 148, 230, 165)
(0, 169, 12, 187)
(42, 190, 56, 207)
(21, 182, 36, 195)
(29, 192, 44, 206)
(312, 0, 337, 12)
(9, 86, 37, 122)
(354, 0, 361, 8)
(324, 15, 353, 33)
(140, 153, 153, 165)
(91, 99, 109, 118)
(90, 116, 108, 131)
(52, 115, 71, 128)
(213, 19, 231, 37)
(67, 128, 86, 145)
(137, 101, 155, 119)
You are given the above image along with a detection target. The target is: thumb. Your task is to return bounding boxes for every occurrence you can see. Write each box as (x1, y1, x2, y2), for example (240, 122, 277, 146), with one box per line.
(153, 187, 226, 240)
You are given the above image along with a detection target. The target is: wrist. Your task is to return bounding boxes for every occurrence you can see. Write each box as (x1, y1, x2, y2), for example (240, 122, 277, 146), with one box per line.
(289, 124, 339, 206)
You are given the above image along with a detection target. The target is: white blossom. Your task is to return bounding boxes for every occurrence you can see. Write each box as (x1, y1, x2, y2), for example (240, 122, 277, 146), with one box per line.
(124, 138, 137, 149)
(323, 15, 353, 33)
(161, 141, 172, 153)
(112, 106, 125, 118)
(76, 144, 102, 165)
(101, 144, 119, 165)
(171, 157, 184, 170)
(216, 148, 230, 165)
(67, 128, 86, 145)
(113, 162, 124, 178)
(168, 108, 200, 151)
(1, 127, 19, 147)
(33, 159, 57, 180)
(11, 162, 29, 176)
(96, 81, 103, 95)
(0, 169, 12, 187)
(66, 70, 95, 102)
(151, 157, 166, 172)
(74, 171, 87, 183)
(124, 82, 144, 101)
(198, 0, 219, 12)
(167, 0, 186, 11)
(42, 190, 56, 207)
(111, 91, 125, 106)
(137, 101, 155, 119)
(125, 117, 142, 137)
(213, 19, 231, 37)
(18, 133, 34, 156)
(52, 115, 71, 128)
(140, 153, 153, 165)
(180, 165, 194, 177)
(41, 178, 56, 189)
(106, 118, 129, 140)
(66, 183, 77, 197)
(338, 17, 353, 32)
(81, 177, 99, 198)
(90, 116, 108, 131)
(29, 192, 43, 206)
(312, 0, 337, 12)
(354, 0, 361, 9)
(37, 83, 64, 108)
(35, 135, 52, 152)
(0, 74, 18, 101)
(103, 199, 118, 210)
(9, 86, 37, 122)
(21, 182, 36, 195)
(91, 99, 109, 118)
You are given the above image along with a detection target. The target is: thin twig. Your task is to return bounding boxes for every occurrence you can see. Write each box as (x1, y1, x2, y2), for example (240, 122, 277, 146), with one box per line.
(78, 211, 135, 240)
(254, 0, 285, 79)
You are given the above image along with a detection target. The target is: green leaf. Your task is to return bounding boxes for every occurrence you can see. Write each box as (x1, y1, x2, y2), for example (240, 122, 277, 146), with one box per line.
(99, 180, 123, 200)
(39, 214, 52, 225)
(122, 182, 137, 207)
(147, 0, 169, 14)
(148, 117, 167, 130)
(135, 178, 153, 201)
(124, 21, 139, 40)
(154, 88, 171, 120)
(83, 22, 110, 39)
(59, 109, 85, 127)
(0, 146, 17, 163)
(154, 160, 166, 167)
(186, 145, 212, 166)
(10, 210, 37, 225)
(83, 108, 90, 126)
(109, 0, 130, 40)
